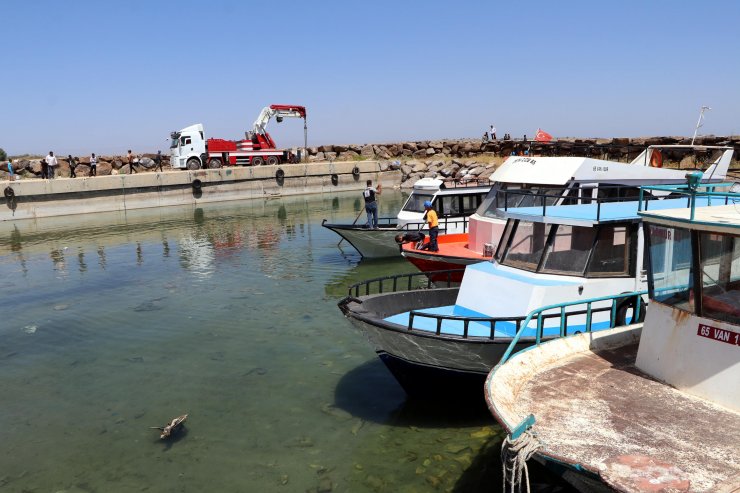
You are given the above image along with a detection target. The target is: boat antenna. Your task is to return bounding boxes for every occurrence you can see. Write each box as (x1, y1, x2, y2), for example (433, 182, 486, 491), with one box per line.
(691, 105, 711, 145)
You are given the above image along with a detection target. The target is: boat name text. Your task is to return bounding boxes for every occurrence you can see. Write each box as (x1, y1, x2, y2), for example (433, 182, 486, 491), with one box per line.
(513, 158, 537, 165)
(697, 323, 740, 347)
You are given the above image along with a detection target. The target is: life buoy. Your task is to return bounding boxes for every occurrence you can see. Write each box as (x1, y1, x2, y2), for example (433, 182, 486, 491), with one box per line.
(276, 168, 285, 180)
(331, 173, 339, 186)
(650, 149, 663, 168)
(352, 166, 360, 177)
(4, 186, 15, 199)
(615, 296, 647, 326)
(192, 179, 202, 190)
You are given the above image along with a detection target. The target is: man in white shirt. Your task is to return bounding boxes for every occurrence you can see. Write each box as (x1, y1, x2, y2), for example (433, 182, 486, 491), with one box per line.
(490, 125, 497, 140)
(45, 151, 58, 179)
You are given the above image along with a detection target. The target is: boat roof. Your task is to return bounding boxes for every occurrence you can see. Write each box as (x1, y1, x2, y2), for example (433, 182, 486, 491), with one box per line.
(411, 177, 491, 195)
(503, 196, 716, 226)
(638, 184, 740, 234)
(491, 144, 733, 186)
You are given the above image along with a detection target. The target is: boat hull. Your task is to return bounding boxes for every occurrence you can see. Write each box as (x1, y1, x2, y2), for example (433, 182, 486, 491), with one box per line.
(341, 290, 532, 398)
(322, 221, 403, 258)
(401, 233, 487, 282)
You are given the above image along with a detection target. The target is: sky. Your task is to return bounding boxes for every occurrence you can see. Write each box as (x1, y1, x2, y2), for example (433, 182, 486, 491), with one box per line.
(1, 0, 739, 155)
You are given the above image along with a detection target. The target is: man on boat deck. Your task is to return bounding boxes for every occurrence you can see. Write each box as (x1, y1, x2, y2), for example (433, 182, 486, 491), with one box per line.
(420, 201, 439, 252)
(363, 179, 382, 229)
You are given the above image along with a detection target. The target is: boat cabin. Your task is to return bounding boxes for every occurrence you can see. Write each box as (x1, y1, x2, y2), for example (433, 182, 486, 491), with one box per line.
(397, 178, 490, 230)
(639, 183, 740, 410)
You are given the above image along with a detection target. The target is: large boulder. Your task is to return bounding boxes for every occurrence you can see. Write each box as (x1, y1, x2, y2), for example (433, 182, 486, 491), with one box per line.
(333, 144, 348, 153)
(403, 142, 418, 152)
(324, 152, 337, 161)
(411, 161, 428, 173)
(429, 140, 444, 149)
(29, 160, 43, 175)
(400, 164, 413, 177)
(425, 148, 436, 156)
(97, 162, 113, 175)
(361, 145, 375, 158)
(111, 159, 124, 169)
(400, 173, 423, 188)
(337, 150, 360, 161)
(412, 149, 427, 158)
(318, 145, 334, 153)
(139, 157, 155, 169)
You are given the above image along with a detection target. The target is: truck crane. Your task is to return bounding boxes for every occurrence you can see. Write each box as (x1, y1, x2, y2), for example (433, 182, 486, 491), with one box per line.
(169, 105, 307, 170)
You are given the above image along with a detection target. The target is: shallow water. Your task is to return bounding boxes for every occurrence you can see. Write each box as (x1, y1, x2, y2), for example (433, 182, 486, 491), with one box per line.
(0, 191, 572, 492)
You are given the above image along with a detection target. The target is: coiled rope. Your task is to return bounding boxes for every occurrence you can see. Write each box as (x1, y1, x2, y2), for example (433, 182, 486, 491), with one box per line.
(501, 430, 541, 493)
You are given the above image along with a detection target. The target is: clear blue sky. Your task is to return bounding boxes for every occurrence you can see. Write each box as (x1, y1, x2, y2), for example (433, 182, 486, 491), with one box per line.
(2, 0, 739, 155)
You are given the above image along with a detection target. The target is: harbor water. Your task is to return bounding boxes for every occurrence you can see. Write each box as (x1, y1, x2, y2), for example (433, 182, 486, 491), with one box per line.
(0, 191, 571, 492)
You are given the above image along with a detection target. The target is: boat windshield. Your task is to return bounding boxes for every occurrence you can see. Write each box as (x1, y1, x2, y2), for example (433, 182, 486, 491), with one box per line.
(403, 193, 434, 213)
(475, 183, 569, 218)
(495, 219, 635, 278)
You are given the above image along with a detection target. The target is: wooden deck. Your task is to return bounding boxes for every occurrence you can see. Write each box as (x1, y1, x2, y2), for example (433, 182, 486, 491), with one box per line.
(519, 344, 740, 492)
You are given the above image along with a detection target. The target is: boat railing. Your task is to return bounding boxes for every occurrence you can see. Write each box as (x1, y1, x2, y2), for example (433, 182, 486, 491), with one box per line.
(496, 184, 662, 221)
(638, 181, 739, 220)
(399, 216, 470, 233)
(441, 177, 493, 189)
(345, 268, 466, 297)
(498, 291, 647, 365)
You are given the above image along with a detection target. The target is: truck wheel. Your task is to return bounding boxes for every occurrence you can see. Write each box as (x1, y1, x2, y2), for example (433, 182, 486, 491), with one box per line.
(252, 156, 265, 166)
(208, 158, 222, 169)
(186, 158, 201, 170)
(266, 156, 279, 166)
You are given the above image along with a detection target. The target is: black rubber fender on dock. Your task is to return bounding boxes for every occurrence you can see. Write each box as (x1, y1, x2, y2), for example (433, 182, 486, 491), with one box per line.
(192, 179, 202, 191)
(331, 173, 339, 186)
(4, 186, 15, 199)
(352, 166, 360, 177)
(276, 168, 285, 180)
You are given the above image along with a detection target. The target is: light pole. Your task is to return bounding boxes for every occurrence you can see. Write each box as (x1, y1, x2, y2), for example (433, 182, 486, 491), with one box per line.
(691, 106, 711, 145)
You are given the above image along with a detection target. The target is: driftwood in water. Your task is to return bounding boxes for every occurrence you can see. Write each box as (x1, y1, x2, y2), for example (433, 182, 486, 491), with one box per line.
(150, 414, 188, 439)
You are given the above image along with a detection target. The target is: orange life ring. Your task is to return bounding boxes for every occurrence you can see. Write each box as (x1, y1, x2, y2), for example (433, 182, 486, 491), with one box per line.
(650, 149, 663, 168)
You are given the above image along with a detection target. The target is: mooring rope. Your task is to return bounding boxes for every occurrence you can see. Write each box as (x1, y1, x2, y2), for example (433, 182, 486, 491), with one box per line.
(501, 430, 542, 493)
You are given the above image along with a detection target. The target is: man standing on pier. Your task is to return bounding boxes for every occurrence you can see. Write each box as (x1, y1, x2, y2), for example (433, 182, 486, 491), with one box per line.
(90, 153, 97, 176)
(155, 150, 163, 172)
(44, 151, 57, 179)
(127, 150, 136, 174)
(363, 179, 382, 229)
(68, 155, 77, 178)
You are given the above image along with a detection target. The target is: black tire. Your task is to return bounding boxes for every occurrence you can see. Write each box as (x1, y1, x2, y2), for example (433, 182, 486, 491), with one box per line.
(276, 168, 285, 180)
(352, 166, 360, 177)
(192, 179, 202, 191)
(208, 158, 222, 169)
(186, 158, 201, 170)
(251, 156, 265, 166)
(615, 296, 646, 326)
(331, 174, 339, 186)
(266, 156, 279, 166)
(4, 186, 14, 199)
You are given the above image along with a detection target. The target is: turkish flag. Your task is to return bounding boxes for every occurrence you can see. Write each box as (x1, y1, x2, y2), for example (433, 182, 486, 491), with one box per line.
(535, 128, 553, 142)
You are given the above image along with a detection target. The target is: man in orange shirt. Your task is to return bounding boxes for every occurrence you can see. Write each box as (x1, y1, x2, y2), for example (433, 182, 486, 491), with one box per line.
(420, 200, 439, 252)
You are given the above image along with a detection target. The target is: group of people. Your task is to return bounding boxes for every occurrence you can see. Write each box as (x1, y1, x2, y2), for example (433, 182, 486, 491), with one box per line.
(363, 179, 439, 252)
(34, 150, 163, 179)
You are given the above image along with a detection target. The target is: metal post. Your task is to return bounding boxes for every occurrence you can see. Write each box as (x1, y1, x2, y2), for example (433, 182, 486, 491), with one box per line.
(691, 106, 711, 145)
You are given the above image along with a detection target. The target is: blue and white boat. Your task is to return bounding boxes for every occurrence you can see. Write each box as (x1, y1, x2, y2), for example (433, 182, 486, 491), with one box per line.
(339, 190, 720, 398)
(486, 179, 740, 492)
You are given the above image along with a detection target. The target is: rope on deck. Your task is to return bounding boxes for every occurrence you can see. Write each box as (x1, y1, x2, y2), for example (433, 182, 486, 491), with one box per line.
(501, 430, 541, 493)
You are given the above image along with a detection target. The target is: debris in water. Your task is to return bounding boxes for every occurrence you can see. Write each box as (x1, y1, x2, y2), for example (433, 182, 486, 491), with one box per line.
(150, 414, 188, 439)
(22, 325, 37, 334)
(53, 304, 69, 311)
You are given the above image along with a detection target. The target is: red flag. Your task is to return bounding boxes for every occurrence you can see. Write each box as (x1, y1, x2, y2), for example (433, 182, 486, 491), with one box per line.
(535, 128, 553, 142)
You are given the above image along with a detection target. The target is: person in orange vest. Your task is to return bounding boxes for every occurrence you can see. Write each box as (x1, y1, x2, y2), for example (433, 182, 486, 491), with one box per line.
(420, 201, 439, 252)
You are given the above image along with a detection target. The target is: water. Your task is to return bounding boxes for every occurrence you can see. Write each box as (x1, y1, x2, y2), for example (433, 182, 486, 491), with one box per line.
(0, 191, 572, 492)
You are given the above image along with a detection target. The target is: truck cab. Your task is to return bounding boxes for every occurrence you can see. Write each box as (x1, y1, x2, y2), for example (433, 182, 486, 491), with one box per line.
(170, 124, 206, 170)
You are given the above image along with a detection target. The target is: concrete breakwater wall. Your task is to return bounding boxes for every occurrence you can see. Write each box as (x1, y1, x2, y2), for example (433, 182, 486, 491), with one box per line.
(1, 161, 399, 222)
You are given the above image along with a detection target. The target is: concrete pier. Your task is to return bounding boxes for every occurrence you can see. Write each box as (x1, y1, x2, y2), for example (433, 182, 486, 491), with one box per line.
(1, 161, 400, 222)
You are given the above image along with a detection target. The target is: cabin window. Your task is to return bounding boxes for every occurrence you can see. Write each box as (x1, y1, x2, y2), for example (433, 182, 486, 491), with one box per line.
(699, 233, 740, 324)
(586, 225, 632, 277)
(501, 221, 551, 271)
(180, 136, 192, 146)
(402, 194, 434, 213)
(438, 196, 459, 216)
(648, 225, 694, 311)
(495, 219, 516, 261)
(540, 225, 597, 275)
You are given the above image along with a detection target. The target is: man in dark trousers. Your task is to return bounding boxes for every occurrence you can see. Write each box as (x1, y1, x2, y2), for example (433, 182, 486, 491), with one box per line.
(155, 150, 163, 172)
(419, 201, 439, 252)
(363, 179, 382, 229)
(68, 155, 77, 178)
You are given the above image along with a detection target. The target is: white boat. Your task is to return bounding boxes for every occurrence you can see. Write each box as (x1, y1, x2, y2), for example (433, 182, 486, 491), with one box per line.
(338, 191, 719, 398)
(486, 178, 740, 492)
(322, 178, 490, 258)
(401, 145, 736, 280)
